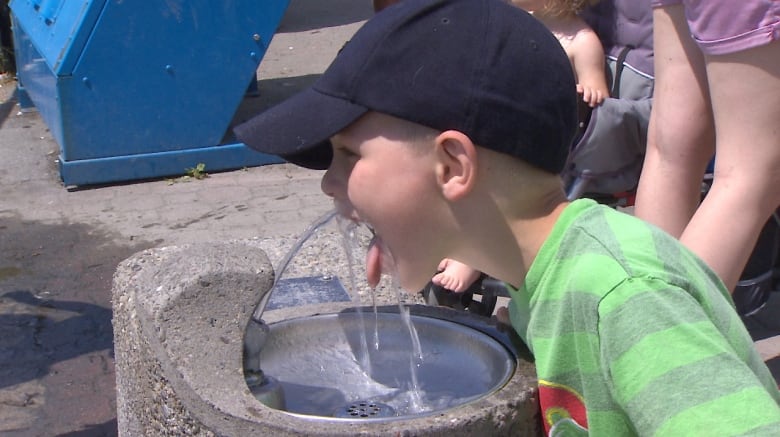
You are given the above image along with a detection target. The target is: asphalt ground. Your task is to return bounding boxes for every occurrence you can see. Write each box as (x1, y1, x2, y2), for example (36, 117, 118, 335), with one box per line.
(1, 1, 778, 435)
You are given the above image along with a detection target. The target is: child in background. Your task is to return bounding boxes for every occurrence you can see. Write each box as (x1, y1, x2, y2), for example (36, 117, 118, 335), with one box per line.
(236, 1, 780, 434)
(511, 0, 609, 108)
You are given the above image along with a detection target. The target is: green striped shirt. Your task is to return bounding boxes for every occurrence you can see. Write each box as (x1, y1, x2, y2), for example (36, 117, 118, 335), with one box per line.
(507, 199, 780, 436)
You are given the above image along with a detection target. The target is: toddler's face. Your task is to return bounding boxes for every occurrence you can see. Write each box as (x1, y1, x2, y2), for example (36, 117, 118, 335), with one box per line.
(321, 112, 445, 291)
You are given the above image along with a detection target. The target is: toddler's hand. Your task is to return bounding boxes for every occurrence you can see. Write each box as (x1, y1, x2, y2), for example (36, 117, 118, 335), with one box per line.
(577, 83, 606, 107)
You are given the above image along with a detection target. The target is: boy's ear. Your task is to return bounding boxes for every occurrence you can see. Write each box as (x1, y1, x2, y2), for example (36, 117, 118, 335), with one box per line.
(434, 130, 477, 201)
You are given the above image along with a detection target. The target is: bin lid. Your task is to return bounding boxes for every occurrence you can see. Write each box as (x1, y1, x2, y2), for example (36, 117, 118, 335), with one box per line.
(10, 0, 108, 75)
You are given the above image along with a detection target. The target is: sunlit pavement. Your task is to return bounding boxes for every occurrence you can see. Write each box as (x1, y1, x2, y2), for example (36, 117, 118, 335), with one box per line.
(1, 1, 778, 435)
(0, 1, 370, 435)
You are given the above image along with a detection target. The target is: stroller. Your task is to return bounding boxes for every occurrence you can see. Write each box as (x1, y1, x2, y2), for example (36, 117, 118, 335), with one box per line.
(424, 0, 780, 318)
(564, 0, 654, 206)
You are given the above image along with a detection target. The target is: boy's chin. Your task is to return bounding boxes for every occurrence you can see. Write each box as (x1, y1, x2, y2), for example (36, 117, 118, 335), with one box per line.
(366, 238, 427, 292)
(395, 265, 438, 294)
(334, 207, 359, 223)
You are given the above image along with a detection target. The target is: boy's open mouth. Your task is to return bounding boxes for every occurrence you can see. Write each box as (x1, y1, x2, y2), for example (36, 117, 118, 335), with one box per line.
(334, 208, 395, 289)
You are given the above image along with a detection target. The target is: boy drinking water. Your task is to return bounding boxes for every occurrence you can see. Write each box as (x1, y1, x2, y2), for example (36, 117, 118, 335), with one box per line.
(236, 0, 780, 434)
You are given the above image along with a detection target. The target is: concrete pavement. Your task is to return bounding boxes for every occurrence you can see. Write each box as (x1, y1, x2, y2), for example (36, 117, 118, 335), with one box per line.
(1, 0, 779, 435)
(0, 1, 373, 435)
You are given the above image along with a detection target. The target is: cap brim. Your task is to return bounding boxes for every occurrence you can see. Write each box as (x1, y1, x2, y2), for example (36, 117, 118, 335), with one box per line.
(234, 87, 368, 170)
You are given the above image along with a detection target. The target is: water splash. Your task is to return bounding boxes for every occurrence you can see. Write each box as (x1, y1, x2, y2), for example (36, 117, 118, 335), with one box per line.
(329, 216, 427, 414)
(261, 209, 446, 416)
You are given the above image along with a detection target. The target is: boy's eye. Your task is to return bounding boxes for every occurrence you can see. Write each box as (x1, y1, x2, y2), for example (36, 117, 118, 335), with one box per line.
(335, 145, 359, 158)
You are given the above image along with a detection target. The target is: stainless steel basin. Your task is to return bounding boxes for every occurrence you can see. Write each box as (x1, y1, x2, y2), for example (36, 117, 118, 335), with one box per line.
(256, 310, 515, 421)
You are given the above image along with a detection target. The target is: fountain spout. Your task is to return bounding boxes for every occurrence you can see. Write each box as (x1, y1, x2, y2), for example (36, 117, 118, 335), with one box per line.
(243, 317, 286, 409)
(244, 209, 339, 371)
(242, 209, 339, 409)
(243, 241, 315, 409)
(242, 272, 278, 406)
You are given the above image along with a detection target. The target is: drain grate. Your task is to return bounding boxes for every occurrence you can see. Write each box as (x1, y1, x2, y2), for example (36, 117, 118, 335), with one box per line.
(333, 400, 396, 419)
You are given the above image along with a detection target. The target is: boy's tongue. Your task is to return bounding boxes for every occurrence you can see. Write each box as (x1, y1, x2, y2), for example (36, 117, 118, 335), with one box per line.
(366, 236, 385, 289)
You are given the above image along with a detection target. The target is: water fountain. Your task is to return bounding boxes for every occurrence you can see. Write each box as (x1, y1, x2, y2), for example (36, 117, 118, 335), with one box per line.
(112, 218, 540, 435)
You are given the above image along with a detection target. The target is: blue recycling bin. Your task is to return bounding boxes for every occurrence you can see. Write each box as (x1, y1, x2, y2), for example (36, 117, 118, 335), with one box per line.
(10, 0, 288, 186)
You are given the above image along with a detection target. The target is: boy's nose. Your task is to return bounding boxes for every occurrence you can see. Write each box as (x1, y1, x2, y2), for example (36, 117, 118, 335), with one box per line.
(320, 166, 338, 198)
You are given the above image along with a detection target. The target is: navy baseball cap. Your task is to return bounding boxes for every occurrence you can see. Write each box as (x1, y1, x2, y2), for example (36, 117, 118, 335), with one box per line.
(235, 0, 577, 173)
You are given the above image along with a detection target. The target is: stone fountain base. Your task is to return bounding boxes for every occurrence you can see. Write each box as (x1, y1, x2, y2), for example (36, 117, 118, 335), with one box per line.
(112, 241, 541, 436)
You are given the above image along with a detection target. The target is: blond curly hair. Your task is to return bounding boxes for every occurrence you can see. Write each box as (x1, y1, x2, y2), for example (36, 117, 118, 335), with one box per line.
(543, 0, 601, 16)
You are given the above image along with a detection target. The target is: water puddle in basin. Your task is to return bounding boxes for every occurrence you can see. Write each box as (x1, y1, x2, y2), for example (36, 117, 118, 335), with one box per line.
(258, 209, 485, 419)
(260, 311, 507, 420)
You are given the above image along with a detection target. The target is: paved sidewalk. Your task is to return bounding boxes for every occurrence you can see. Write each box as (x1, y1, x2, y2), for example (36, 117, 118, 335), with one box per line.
(2, 1, 779, 435)
(0, 1, 372, 435)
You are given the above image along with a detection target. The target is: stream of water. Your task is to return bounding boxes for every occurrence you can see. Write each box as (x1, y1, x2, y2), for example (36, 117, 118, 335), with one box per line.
(268, 209, 431, 416)
(336, 215, 427, 415)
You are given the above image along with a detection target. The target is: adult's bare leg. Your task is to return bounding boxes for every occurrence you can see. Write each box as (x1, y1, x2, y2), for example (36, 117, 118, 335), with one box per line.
(680, 41, 780, 292)
(634, 5, 714, 237)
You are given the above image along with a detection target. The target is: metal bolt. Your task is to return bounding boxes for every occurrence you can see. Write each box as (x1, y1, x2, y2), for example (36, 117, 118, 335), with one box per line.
(253, 33, 261, 42)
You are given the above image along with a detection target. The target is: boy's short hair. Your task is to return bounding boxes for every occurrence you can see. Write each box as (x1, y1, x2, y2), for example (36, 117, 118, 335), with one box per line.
(236, 0, 578, 174)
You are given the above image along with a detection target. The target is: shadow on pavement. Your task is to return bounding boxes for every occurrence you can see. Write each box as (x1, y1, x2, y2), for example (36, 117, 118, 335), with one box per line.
(0, 214, 151, 436)
(0, 78, 16, 128)
(55, 419, 117, 437)
(277, 0, 372, 33)
(0, 290, 113, 390)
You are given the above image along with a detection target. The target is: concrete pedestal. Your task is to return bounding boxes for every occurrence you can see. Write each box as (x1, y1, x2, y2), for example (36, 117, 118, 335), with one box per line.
(112, 241, 541, 436)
